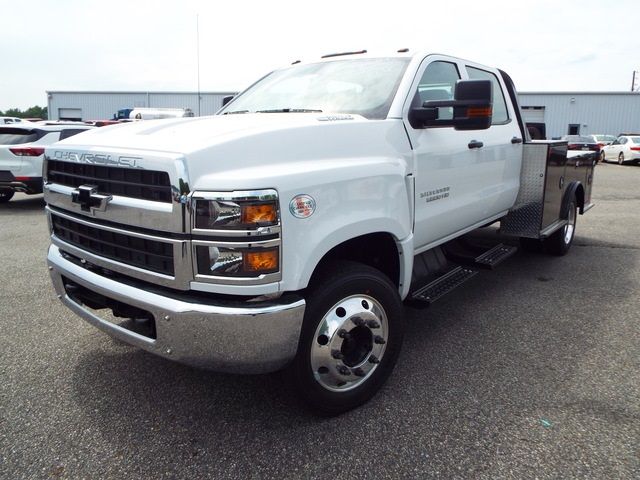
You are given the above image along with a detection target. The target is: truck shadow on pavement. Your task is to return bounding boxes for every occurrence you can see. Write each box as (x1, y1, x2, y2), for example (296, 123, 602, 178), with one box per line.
(68, 242, 638, 476)
(0, 195, 45, 212)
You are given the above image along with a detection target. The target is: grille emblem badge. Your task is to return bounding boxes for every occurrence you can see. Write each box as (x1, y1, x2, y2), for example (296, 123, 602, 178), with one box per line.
(71, 185, 112, 215)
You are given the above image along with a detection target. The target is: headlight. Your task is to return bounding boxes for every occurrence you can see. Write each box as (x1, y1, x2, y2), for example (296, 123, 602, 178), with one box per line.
(191, 190, 281, 284)
(193, 190, 279, 231)
(195, 245, 279, 277)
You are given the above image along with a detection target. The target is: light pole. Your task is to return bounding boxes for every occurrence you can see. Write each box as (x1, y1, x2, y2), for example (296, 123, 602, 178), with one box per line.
(196, 14, 201, 116)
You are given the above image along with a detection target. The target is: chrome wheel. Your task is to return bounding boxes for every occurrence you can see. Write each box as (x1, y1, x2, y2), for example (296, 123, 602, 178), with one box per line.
(310, 294, 388, 392)
(564, 202, 576, 244)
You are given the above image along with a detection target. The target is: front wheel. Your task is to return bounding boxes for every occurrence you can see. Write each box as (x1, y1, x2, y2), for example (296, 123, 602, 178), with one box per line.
(290, 261, 404, 415)
(0, 191, 14, 203)
(544, 198, 577, 256)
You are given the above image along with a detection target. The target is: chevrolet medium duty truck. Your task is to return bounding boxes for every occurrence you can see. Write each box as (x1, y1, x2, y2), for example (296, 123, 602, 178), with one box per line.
(44, 51, 595, 414)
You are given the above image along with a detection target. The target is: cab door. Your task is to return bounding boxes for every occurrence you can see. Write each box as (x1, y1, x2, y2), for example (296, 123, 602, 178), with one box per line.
(404, 56, 522, 250)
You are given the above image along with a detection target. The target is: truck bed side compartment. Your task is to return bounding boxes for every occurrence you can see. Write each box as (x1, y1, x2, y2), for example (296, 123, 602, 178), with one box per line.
(501, 141, 594, 239)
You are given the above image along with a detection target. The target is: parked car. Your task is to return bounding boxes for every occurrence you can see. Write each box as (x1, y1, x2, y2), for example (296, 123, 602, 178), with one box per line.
(0, 124, 94, 202)
(0, 116, 29, 125)
(602, 136, 640, 164)
(587, 134, 617, 161)
(560, 135, 601, 158)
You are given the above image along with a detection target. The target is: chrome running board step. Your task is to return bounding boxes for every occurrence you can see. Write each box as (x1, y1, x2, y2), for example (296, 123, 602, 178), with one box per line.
(474, 244, 517, 269)
(443, 239, 518, 271)
(410, 266, 478, 305)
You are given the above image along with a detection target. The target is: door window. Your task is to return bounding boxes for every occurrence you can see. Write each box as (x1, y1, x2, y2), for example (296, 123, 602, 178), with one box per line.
(466, 66, 509, 124)
(414, 61, 460, 121)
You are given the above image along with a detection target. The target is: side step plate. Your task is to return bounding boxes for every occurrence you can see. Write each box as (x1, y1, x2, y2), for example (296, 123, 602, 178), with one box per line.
(474, 244, 517, 269)
(411, 266, 478, 305)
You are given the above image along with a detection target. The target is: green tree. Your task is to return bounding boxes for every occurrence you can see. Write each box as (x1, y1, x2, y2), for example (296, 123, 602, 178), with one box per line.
(0, 106, 48, 120)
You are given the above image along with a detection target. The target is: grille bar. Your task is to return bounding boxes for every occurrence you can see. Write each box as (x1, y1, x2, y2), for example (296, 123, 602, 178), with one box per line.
(47, 160, 172, 203)
(52, 214, 175, 276)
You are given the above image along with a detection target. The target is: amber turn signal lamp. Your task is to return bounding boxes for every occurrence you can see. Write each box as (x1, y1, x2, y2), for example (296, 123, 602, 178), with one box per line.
(243, 249, 279, 273)
(241, 203, 278, 224)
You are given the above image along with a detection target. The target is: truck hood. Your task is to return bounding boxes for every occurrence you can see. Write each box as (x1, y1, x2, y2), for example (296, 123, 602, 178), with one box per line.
(49, 112, 413, 195)
(56, 113, 367, 154)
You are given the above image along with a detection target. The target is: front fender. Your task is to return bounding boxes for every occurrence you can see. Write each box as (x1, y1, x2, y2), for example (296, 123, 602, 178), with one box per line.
(278, 162, 412, 292)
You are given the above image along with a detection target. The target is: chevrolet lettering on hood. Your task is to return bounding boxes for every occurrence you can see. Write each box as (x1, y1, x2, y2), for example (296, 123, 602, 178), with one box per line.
(52, 150, 141, 168)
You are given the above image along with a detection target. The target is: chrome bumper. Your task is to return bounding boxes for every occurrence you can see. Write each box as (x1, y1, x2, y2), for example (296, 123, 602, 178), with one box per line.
(47, 244, 306, 374)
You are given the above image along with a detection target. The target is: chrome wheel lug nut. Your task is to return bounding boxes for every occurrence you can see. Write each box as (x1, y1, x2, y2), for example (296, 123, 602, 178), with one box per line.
(369, 355, 380, 364)
(374, 335, 386, 345)
(336, 365, 351, 376)
(353, 368, 365, 377)
(338, 328, 351, 340)
(351, 317, 365, 327)
(366, 320, 380, 329)
(331, 349, 344, 360)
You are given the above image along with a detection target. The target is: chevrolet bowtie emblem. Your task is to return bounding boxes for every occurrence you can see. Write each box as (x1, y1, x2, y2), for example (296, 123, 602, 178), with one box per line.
(71, 185, 112, 214)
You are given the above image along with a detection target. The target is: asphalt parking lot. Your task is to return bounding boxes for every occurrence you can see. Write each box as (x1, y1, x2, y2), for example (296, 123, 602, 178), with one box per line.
(1, 163, 638, 479)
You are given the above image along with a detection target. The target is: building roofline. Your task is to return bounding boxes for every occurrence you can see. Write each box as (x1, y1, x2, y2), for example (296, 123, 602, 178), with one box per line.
(46, 90, 238, 95)
(519, 91, 640, 96)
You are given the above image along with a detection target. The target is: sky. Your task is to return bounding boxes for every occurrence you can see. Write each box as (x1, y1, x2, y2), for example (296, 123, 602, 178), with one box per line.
(1, 0, 638, 111)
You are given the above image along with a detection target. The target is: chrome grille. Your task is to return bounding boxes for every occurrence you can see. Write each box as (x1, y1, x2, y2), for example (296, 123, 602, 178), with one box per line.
(51, 214, 175, 276)
(46, 160, 172, 203)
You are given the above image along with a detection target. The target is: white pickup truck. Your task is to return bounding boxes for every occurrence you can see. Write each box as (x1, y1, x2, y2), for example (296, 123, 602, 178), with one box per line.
(44, 51, 595, 414)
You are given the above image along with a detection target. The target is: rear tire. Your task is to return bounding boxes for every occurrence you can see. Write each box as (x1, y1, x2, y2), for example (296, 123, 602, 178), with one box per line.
(544, 198, 577, 256)
(290, 261, 404, 415)
(0, 191, 14, 203)
(618, 152, 624, 165)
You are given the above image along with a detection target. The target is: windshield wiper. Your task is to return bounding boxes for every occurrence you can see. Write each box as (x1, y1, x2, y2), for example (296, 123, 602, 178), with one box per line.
(222, 110, 249, 115)
(255, 108, 323, 113)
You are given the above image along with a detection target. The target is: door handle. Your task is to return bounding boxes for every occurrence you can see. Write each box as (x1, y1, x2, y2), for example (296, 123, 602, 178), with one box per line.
(511, 137, 523, 144)
(468, 140, 483, 149)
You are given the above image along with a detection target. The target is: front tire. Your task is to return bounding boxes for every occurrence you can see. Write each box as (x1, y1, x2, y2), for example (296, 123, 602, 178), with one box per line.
(291, 261, 404, 415)
(0, 191, 14, 203)
(544, 198, 577, 256)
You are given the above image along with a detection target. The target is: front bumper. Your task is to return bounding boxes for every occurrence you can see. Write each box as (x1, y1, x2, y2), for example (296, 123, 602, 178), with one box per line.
(47, 244, 306, 373)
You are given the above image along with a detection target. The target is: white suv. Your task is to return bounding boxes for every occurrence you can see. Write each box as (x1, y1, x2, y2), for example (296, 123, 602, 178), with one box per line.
(0, 116, 29, 125)
(0, 123, 94, 202)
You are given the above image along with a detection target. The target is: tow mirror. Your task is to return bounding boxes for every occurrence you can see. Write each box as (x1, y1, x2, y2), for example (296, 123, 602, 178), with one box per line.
(409, 79, 493, 130)
(222, 95, 234, 107)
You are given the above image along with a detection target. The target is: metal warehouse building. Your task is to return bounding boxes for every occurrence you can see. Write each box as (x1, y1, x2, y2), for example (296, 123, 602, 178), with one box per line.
(519, 92, 640, 138)
(47, 90, 640, 138)
(47, 91, 236, 121)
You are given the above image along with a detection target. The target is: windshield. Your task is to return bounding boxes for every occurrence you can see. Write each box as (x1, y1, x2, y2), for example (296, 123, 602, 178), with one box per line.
(594, 135, 615, 142)
(222, 57, 410, 120)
